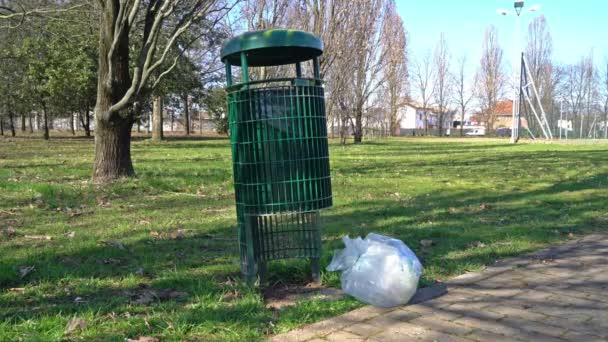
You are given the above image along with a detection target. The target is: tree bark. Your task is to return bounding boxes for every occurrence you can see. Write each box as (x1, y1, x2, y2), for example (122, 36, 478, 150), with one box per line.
(0, 117, 3, 135)
(70, 113, 75, 135)
(353, 108, 363, 144)
(28, 113, 33, 133)
(93, 118, 135, 181)
(8, 111, 16, 137)
(152, 96, 164, 141)
(183, 94, 190, 135)
(41, 102, 49, 140)
(92, 4, 136, 181)
(21, 114, 26, 132)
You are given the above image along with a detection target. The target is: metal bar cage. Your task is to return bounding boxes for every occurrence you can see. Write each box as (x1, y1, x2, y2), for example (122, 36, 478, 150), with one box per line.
(222, 29, 332, 284)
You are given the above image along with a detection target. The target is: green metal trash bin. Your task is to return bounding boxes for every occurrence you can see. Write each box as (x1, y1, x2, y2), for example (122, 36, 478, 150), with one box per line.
(221, 29, 332, 284)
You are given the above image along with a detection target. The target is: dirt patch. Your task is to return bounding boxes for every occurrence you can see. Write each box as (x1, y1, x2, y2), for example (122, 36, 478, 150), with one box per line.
(263, 282, 344, 310)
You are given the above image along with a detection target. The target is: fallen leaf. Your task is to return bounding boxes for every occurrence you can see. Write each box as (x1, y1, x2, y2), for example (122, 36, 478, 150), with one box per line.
(139, 219, 151, 225)
(169, 229, 186, 240)
(19, 265, 35, 279)
(102, 258, 122, 265)
(127, 337, 159, 342)
(221, 289, 241, 302)
(102, 240, 128, 251)
(2, 226, 17, 238)
(9, 287, 25, 292)
(25, 235, 52, 241)
(96, 196, 111, 208)
(64, 318, 86, 334)
(132, 288, 187, 305)
(420, 239, 434, 247)
(65, 231, 75, 239)
(468, 241, 486, 248)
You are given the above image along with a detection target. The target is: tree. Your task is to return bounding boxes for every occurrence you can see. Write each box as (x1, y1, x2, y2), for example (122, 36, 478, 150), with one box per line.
(381, 1, 408, 136)
(453, 54, 473, 136)
(603, 61, 608, 138)
(85, 0, 232, 181)
(348, 0, 389, 143)
(412, 51, 435, 134)
(433, 32, 451, 136)
(476, 25, 506, 132)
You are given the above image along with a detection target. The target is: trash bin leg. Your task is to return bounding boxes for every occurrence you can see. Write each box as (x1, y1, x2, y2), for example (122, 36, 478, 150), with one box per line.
(258, 260, 268, 286)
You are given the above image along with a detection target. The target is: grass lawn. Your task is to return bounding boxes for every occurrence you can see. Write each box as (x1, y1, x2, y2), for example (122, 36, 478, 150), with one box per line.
(1, 135, 607, 341)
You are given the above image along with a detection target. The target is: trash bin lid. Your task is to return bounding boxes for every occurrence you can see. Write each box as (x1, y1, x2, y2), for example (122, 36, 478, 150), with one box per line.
(221, 29, 323, 67)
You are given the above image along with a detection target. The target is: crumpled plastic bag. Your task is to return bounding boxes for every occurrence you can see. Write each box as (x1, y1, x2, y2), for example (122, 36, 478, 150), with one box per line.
(327, 233, 423, 307)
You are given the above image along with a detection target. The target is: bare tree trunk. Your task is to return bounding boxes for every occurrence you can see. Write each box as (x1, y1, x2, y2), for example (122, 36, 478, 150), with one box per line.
(353, 108, 363, 144)
(93, 118, 134, 180)
(41, 102, 49, 140)
(183, 94, 190, 135)
(21, 114, 26, 132)
(28, 113, 33, 133)
(170, 110, 174, 131)
(92, 12, 135, 181)
(0, 118, 3, 136)
(69, 113, 75, 135)
(152, 96, 164, 141)
(8, 111, 16, 137)
(198, 109, 202, 134)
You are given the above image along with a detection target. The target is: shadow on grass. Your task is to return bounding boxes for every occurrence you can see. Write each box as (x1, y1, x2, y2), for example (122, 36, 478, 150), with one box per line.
(1, 170, 607, 328)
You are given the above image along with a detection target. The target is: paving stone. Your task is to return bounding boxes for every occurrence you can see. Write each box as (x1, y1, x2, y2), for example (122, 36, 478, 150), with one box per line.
(324, 330, 365, 342)
(340, 306, 393, 322)
(368, 321, 430, 342)
(343, 323, 382, 337)
(366, 309, 420, 327)
(500, 317, 567, 338)
(403, 303, 464, 321)
(271, 233, 608, 342)
(416, 330, 473, 342)
(409, 315, 473, 336)
(452, 315, 523, 337)
(465, 329, 525, 342)
(488, 305, 548, 321)
(270, 328, 318, 342)
(561, 330, 607, 341)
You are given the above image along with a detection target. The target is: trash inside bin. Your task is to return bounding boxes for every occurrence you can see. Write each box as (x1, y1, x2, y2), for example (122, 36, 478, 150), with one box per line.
(327, 233, 423, 307)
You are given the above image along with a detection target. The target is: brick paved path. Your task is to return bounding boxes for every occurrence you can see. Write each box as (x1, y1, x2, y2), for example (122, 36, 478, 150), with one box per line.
(271, 234, 608, 341)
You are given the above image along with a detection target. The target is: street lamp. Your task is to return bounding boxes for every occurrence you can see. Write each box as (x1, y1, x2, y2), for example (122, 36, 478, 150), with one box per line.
(496, 1, 541, 143)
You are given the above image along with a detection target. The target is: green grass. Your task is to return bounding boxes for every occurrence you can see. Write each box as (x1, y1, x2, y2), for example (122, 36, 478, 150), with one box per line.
(1, 135, 608, 341)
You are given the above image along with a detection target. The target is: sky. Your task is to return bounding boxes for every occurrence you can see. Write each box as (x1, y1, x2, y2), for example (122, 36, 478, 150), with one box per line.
(396, 0, 608, 74)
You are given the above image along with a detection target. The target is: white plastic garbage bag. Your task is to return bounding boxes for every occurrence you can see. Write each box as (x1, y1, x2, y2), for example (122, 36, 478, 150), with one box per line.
(326, 233, 423, 307)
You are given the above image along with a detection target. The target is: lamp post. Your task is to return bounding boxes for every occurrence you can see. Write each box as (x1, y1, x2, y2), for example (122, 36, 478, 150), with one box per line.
(497, 1, 540, 143)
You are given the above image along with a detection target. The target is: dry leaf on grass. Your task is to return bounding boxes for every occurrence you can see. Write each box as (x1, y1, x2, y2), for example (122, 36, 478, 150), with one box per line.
(127, 337, 159, 342)
(468, 241, 486, 248)
(420, 239, 434, 247)
(19, 265, 35, 278)
(9, 287, 25, 292)
(101, 240, 129, 251)
(64, 318, 86, 334)
(96, 196, 112, 208)
(2, 226, 17, 238)
(65, 231, 75, 238)
(25, 234, 52, 241)
(169, 229, 187, 240)
(132, 287, 188, 305)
